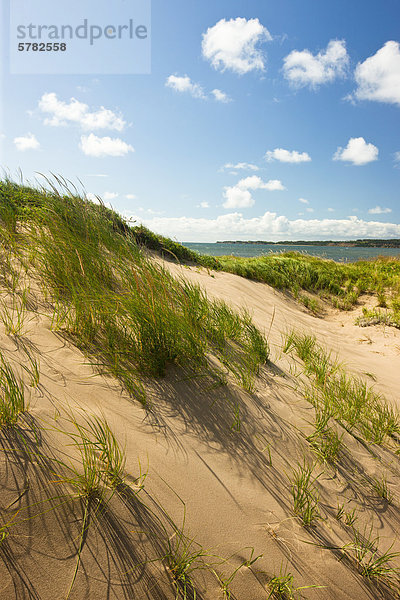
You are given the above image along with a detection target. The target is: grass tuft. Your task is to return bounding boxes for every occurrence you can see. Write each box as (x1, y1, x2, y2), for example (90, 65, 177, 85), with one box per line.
(290, 460, 320, 526)
(0, 352, 26, 428)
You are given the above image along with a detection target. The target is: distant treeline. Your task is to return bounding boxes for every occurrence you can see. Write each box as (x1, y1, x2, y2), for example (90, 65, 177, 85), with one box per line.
(216, 239, 400, 248)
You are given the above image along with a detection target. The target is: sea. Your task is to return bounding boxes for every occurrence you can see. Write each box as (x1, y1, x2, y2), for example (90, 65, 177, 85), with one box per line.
(183, 242, 400, 263)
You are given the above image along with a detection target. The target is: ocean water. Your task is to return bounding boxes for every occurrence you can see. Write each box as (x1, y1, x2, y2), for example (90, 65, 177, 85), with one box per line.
(183, 242, 400, 263)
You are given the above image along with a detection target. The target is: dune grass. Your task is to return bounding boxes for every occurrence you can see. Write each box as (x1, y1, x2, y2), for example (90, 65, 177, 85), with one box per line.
(347, 526, 400, 583)
(267, 564, 324, 599)
(0, 178, 269, 405)
(216, 252, 400, 312)
(356, 306, 400, 329)
(0, 351, 26, 428)
(283, 331, 400, 446)
(290, 460, 320, 526)
(4, 177, 400, 318)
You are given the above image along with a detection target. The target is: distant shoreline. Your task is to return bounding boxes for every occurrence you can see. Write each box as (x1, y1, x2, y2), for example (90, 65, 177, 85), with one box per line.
(215, 239, 400, 248)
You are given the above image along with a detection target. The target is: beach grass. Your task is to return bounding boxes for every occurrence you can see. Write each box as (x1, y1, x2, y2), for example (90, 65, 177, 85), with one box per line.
(0, 178, 269, 404)
(283, 331, 400, 446)
(0, 351, 26, 428)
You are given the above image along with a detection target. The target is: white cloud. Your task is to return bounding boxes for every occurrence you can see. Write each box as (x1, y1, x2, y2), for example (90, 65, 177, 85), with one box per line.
(86, 173, 108, 178)
(327, 208, 335, 212)
(306, 207, 314, 213)
(223, 187, 254, 209)
(165, 77, 231, 102)
(299, 198, 309, 204)
(211, 89, 232, 103)
(283, 40, 349, 88)
(236, 176, 285, 191)
(80, 134, 134, 158)
(394, 151, 400, 163)
(351, 41, 400, 106)
(166, 75, 205, 99)
(136, 207, 165, 216)
(368, 206, 392, 214)
(223, 176, 285, 209)
(222, 162, 259, 172)
(14, 133, 40, 151)
(103, 192, 118, 201)
(129, 212, 400, 243)
(202, 17, 272, 74)
(198, 201, 210, 209)
(265, 148, 312, 163)
(125, 194, 137, 200)
(38, 93, 125, 130)
(333, 137, 378, 165)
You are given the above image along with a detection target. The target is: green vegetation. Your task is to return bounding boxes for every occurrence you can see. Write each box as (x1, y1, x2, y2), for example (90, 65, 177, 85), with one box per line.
(217, 252, 400, 311)
(347, 526, 400, 583)
(357, 306, 400, 329)
(267, 564, 323, 599)
(0, 351, 26, 428)
(371, 474, 392, 503)
(290, 460, 320, 526)
(283, 331, 399, 446)
(0, 178, 268, 404)
(4, 178, 400, 319)
(132, 224, 220, 269)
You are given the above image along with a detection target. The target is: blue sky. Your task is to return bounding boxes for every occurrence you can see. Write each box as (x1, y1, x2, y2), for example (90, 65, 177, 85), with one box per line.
(1, 0, 400, 241)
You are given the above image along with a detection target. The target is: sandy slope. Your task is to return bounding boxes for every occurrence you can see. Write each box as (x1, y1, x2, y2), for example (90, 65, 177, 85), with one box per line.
(166, 262, 400, 404)
(1, 263, 400, 599)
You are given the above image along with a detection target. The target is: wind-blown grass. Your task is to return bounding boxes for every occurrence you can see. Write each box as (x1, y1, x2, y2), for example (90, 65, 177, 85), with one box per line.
(0, 351, 26, 428)
(290, 460, 320, 526)
(347, 526, 400, 583)
(283, 331, 400, 446)
(0, 178, 269, 405)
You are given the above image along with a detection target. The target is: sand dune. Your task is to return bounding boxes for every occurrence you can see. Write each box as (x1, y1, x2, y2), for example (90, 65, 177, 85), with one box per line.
(1, 260, 400, 599)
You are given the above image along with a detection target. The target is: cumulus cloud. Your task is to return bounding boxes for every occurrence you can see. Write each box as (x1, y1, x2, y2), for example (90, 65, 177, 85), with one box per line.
(283, 40, 349, 88)
(351, 41, 400, 106)
(166, 76, 230, 102)
(80, 134, 134, 157)
(222, 162, 259, 172)
(165, 75, 205, 99)
(237, 176, 285, 191)
(211, 89, 232, 103)
(128, 212, 400, 243)
(368, 206, 392, 214)
(125, 194, 137, 200)
(223, 176, 285, 209)
(333, 137, 378, 165)
(202, 17, 272, 74)
(394, 151, 400, 164)
(38, 93, 125, 130)
(14, 133, 40, 151)
(265, 148, 312, 163)
(299, 198, 309, 204)
(223, 187, 254, 209)
(198, 201, 210, 208)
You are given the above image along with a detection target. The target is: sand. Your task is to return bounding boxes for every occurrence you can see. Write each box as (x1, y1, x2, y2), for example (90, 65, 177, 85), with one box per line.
(1, 262, 399, 599)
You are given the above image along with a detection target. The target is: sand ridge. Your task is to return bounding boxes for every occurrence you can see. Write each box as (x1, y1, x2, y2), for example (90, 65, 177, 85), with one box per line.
(0, 262, 399, 599)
